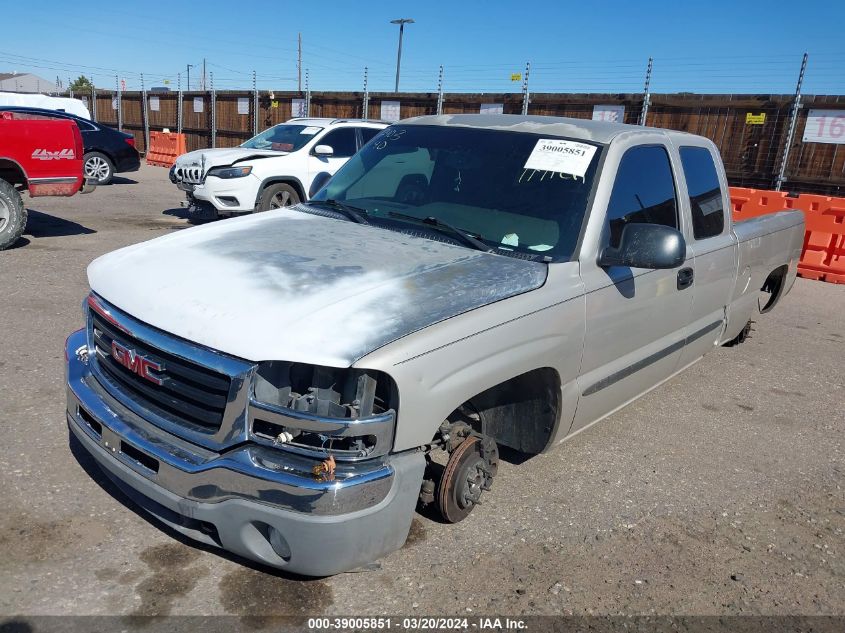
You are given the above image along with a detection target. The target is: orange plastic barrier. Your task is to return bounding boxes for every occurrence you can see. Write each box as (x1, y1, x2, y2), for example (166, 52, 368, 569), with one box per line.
(146, 131, 187, 168)
(730, 186, 845, 284)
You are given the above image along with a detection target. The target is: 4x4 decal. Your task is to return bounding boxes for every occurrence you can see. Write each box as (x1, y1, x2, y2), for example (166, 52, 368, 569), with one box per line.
(31, 148, 75, 160)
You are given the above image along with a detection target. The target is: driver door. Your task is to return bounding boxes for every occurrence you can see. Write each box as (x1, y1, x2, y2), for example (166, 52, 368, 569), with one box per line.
(307, 128, 358, 195)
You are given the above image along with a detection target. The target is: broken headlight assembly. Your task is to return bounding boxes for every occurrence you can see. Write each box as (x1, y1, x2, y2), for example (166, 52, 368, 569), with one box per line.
(248, 362, 398, 461)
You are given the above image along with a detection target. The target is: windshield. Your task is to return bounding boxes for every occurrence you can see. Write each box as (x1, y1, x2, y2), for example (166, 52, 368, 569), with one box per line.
(311, 125, 602, 260)
(240, 124, 322, 152)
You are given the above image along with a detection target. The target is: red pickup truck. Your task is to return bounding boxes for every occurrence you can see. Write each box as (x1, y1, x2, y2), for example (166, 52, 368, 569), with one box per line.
(0, 116, 95, 250)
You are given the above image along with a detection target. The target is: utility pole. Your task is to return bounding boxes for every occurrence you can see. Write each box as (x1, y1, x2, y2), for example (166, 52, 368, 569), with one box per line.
(776, 52, 809, 191)
(298, 33, 302, 92)
(639, 57, 653, 126)
(186, 64, 193, 91)
(521, 62, 531, 116)
(115, 74, 123, 132)
(390, 18, 414, 93)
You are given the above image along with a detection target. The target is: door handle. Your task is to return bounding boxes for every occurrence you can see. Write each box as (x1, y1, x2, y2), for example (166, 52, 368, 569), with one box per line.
(677, 267, 694, 290)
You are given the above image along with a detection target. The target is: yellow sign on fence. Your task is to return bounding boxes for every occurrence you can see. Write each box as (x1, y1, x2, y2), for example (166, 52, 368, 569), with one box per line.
(271, 100, 279, 109)
(746, 113, 766, 125)
(510, 73, 521, 82)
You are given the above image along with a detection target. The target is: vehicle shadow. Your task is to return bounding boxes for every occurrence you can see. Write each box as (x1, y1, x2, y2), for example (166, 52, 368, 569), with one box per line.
(67, 431, 319, 580)
(25, 209, 97, 238)
(162, 207, 216, 225)
(108, 176, 139, 185)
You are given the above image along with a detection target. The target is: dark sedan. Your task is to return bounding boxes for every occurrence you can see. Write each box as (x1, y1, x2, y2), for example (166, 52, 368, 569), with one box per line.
(0, 106, 140, 184)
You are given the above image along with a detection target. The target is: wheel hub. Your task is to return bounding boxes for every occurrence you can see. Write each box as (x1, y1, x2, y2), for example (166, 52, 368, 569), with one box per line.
(85, 157, 109, 181)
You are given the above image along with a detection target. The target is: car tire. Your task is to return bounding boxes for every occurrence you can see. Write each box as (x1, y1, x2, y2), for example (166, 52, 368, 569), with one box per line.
(0, 179, 27, 251)
(257, 183, 300, 212)
(83, 151, 115, 185)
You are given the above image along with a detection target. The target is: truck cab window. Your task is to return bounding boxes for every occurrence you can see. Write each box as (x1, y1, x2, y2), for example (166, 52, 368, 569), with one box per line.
(679, 146, 725, 239)
(606, 145, 678, 248)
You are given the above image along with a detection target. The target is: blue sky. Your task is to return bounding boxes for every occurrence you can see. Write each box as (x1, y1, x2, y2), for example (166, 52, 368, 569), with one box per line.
(2, 0, 843, 94)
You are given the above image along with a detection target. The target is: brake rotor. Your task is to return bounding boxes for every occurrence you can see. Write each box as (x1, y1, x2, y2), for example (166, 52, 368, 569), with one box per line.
(436, 435, 499, 523)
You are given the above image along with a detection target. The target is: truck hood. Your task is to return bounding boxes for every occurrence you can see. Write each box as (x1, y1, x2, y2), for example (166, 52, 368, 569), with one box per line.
(174, 147, 287, 172)
(87, 209, 548, 366)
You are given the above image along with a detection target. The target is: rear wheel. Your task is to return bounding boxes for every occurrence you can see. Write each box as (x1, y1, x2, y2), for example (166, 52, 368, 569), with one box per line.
(257, 183, 300, 212)
(83, 151, 114, 185)
(0, 179, 26, 250)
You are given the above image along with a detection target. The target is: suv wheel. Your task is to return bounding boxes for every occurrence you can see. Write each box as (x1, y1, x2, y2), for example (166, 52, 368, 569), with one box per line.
(0, 179, 27, 250)
(258, 183, 300, 212)
(83, 152, 115, 185)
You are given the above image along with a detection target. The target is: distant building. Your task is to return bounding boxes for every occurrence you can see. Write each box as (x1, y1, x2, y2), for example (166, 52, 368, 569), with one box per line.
(0, 72, 59, 94)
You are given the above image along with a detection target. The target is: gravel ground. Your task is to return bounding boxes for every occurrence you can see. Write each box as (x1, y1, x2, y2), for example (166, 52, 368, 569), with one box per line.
(0, 165, 843, 618)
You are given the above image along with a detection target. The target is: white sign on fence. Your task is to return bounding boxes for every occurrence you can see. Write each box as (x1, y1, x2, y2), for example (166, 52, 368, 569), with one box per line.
(193, 97, 204, 113)
(480, 103, 504, 114)
(592, 105, 625, 123)
(237, 98, 249, 115)
(291, 98, 307, 117)
(111, 96, 118, 111)
(380, 100, 401, 123)
(803, 109, 845, 144)
(149, 96, 160, 112)
(81, 96, 88, 108)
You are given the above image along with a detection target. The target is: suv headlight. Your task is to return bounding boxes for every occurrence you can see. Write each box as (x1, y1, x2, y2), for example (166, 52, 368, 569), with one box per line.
(249, 362, 398, 461)
(206, 165, 253, 178)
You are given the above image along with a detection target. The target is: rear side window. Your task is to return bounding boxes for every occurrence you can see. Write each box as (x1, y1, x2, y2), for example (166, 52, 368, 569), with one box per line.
(679, 147, 725, 239)
(359, 127, 381, 145)
(606, 145, 678, 248)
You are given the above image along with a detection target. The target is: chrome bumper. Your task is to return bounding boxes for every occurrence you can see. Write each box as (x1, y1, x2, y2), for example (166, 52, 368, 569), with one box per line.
(65, 328, 425, 574)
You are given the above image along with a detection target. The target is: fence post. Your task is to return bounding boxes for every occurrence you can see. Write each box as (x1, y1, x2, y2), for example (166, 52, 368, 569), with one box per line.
(141, 73, 150, 155)
(521, 62, 530, 115)
(91, 84, 97, 122)
(639, 57, 653, 126)
(252, 70, 258, 135)
(115, 75, 123, 132)
(436, 65, 444, 115)
(362, 67, 369, 119)
(210, 72, 217, 149)
(177, 73, 183, 134)
(305, 70, 311, 117)
(775, 52, 808, 191)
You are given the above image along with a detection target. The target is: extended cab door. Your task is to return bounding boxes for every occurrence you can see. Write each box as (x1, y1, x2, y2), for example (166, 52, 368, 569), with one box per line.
(673, 142, 736, 367)
(572, 138, 693, 434)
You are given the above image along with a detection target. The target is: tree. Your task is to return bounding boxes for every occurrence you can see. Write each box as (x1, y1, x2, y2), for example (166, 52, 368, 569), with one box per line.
(69, 75, 93, 92)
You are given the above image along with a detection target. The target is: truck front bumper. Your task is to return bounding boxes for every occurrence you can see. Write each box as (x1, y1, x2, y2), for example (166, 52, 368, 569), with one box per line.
(65, 328, 424, 576)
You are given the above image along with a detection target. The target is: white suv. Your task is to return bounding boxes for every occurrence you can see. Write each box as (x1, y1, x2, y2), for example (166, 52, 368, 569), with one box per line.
(170, 118, 388, 218)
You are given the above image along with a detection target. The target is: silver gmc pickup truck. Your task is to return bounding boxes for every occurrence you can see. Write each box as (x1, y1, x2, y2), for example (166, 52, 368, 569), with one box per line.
(65, 115, 804, 576)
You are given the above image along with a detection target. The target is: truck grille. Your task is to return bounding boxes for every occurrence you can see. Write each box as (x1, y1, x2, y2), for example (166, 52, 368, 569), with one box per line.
(90, 311, 231, 433)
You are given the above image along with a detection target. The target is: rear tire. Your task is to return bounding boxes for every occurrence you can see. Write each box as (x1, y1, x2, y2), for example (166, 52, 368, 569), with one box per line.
(0, 179, 26, 251)
(83, 151, 115, 185)
(257, 183, 300, 212)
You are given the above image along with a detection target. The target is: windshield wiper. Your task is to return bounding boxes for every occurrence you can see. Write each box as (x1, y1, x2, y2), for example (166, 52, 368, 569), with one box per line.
(387, 211, 493, 253)
(308, 199, 370, 224)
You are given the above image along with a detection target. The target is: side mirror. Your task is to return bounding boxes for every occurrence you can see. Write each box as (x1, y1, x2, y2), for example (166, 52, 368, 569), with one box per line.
(598, 223, 686, 269)
(313, 144, 334, 157)
(309, 172, 332, 198)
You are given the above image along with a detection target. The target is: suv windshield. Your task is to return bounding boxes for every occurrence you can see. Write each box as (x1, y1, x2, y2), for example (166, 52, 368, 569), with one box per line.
(311, 125, 602, 260)
(240, 124, 322, 152)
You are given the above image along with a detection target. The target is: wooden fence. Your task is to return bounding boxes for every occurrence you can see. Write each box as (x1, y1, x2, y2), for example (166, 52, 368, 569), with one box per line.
(78, 89, 845, 195)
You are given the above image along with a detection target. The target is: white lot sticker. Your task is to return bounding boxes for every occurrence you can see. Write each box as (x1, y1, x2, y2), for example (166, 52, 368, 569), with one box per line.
(300, 126, 321, 135)
(524, 139, 597, 178)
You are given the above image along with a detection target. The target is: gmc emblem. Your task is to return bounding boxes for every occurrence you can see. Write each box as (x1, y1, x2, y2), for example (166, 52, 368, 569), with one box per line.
(111, 340, 164, 385)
